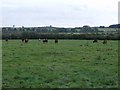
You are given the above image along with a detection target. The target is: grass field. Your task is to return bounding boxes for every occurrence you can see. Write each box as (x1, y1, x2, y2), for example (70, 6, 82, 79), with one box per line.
(0, 40, 2, 89)
(2, 40, 118, 88)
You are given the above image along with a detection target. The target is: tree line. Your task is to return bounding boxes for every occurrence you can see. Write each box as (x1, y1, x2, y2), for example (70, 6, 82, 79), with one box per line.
(2, 32, 119, 40)
(2, 25, 120, 40)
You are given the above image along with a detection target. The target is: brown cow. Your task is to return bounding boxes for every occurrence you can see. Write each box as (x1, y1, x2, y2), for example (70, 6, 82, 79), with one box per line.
(103, 40, 107, 44)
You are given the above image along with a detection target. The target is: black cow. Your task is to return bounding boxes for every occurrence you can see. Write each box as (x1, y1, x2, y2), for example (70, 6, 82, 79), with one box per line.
(93, 39, 98, 43)
(43, 39, 48, 43)
(5, 39, 8, 42)
(22, 39, 25, 42)
(55, 39, 58, 44)
(25, 39, 28, 43)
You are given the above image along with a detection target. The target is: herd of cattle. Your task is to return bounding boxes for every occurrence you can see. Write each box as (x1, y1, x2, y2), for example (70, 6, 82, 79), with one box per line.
(5, 38, 59, 44)
(21, 38, 58, 44)
(93, 39, 107, 44)
(5, 39, 107, 44)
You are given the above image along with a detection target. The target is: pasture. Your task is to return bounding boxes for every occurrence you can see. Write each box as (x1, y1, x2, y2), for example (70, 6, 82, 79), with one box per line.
(2, 40, 118, 88)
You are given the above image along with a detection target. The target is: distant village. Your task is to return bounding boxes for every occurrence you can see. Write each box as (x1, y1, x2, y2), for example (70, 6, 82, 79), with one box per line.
(2, 24, 119, 34)
(2, 24, 120, 40)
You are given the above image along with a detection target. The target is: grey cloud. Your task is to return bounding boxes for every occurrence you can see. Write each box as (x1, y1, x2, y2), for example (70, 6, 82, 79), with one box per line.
(2, 0, 118, 27)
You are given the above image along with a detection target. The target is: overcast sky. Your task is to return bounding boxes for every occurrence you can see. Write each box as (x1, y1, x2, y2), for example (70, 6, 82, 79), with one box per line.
(1, 0, 119, 27)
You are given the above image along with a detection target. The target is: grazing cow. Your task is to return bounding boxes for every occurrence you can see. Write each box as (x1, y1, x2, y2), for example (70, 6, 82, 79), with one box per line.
(5, 39, 8, 42)
(93, 39, 98, 43)
(55, 39, 58, 44)
(43, 39, 48, 43)
(38, 38, 41, 42)
(25, 39, 28, 43)
(22, 39, 25, 42)
(103, 40, 107, 44)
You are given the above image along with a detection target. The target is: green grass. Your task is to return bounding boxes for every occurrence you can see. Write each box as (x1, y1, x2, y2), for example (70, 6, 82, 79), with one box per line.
(2, 40, 118, 88)
(0, 40, 2, 89)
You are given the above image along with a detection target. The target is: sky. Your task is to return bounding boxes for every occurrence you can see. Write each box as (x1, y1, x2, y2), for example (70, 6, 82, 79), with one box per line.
(1, 0, 119, 27)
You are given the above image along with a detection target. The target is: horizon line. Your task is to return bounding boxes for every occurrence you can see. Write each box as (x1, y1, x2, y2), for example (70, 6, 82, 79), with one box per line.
(0, 24, 117, 28)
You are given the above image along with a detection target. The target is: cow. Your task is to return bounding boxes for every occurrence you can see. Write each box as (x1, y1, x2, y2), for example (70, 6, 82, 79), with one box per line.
(5, 39, 8, 42)
(22, 39, 25, 42)
(93, 39, 98, 43)
(25, 39, 28, 43)
(55, 39, 58, 44)
(103, 40, 107, 44)
(42, 39, 48, 43)
(38, 38, 41, 42)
